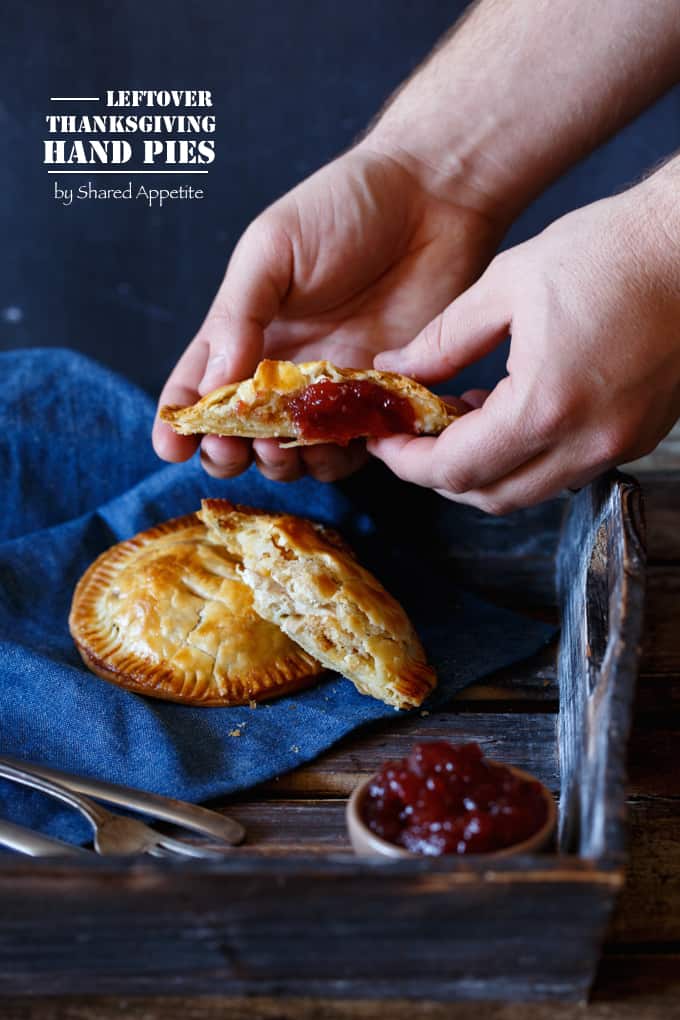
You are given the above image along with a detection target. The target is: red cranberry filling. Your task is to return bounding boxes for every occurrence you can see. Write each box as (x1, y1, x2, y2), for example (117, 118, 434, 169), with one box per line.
(287, 379, 416, 445)
(361, 741, 549, 856)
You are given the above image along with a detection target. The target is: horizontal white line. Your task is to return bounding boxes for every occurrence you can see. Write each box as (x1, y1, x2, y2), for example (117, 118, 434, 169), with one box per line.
(47, 170, 209, 175)
(49, 97, 100, 101)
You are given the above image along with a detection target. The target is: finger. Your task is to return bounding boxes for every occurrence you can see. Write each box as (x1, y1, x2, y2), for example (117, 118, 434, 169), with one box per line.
(253, 438, 304, 482)
(301, 441, 369, 482)
(460, 388, 491, 409)
(373, 266, 510, 383)
(153, 337, 210, 462)
(367, 434, 440, 489)
(439, 394, 475, 415)
(198, 215, 294, 395)
(200, 435, 252, 478)
(155, 210, 295, 463)
(153, 419, 199, 463)
(370, 377, 549, 493)
(439, 443, 610, 516)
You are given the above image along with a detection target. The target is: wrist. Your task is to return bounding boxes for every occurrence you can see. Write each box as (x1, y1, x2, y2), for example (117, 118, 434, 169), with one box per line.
(360, 119, 522, 232)
(633, 157, 680, 272)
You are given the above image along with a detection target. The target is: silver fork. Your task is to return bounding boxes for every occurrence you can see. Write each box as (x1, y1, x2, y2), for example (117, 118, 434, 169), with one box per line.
(0, 761, 230, 859)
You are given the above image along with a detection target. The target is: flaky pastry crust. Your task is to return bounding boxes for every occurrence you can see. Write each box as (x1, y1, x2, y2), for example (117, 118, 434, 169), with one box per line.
(69, 513, 322, 706)
(159, 359, 456, 445)
(198, 499, 437, 710)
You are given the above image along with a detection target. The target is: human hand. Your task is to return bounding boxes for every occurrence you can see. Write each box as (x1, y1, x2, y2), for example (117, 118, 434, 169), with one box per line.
(152, 139, 503, 481)
(370, 179, 680, 513)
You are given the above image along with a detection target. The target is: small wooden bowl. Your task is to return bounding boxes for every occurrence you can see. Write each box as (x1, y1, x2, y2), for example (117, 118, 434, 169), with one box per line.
(346, 762, 557, 860)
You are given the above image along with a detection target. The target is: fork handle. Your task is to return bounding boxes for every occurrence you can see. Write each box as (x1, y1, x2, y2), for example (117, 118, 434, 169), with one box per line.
(0, 818, 88, 857)
(0, 761, 106, 832)
(0, 755, 244, 845)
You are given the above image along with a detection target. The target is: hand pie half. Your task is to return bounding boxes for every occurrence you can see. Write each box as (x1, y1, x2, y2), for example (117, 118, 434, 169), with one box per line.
(160, 359, 456, 446)
(69, 513, 322, 705)
(198, 499, 437, 710)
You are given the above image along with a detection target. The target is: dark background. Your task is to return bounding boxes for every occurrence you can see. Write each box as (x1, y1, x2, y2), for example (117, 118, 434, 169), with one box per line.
(2, 0, 680, 398)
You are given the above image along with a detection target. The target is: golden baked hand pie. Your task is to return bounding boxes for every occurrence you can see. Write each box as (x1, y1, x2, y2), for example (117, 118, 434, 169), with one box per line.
(160, 359, 456, 446)
(198, 499, 437, 710)
(69, 513, 322, 706)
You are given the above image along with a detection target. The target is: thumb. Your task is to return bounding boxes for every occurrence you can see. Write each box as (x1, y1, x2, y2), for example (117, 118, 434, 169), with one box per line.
(198, 213, 294, 394)
(374, 266, 510, 384)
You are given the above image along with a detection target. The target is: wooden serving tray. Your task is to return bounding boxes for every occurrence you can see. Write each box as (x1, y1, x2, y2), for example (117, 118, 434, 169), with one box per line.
(0, 473, 645, 1001)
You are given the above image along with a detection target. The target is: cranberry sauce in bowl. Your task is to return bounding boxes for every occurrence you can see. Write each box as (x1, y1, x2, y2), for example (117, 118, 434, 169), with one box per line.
(349, 741, 554, 858)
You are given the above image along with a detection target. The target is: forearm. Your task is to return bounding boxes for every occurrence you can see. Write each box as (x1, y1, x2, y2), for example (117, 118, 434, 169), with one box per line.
(365, 0, 680, 223)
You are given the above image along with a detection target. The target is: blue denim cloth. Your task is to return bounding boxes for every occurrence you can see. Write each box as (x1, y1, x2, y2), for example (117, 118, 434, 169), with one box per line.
(0, 349, 555, 843)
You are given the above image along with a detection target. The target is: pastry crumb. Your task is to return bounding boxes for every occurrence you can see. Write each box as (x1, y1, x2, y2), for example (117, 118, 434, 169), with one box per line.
(290, 744, 300, 754)
(249, 700, 257, 709)
(228, 728, 241, 737)
(420, 710, 430, 717)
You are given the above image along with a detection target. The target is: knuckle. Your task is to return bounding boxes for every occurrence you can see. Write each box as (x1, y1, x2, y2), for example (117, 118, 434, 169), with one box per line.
(262, 459, 289, 475)
(201, 307, 234, 345)
(243, 210, 291, 263)
(383, 458, 417, 485)
(595, 419, 639, 464)
(201, 457, 244, 479)
(531, 397, 574, 445)
(489, 249, 513, 274)
(302, 448, 335, 479)
(477, 494, 512, 517)
(257, 458, 295, 480)
(422, 315, 451, 363)
(309, 465, 337, 483)
(439, 467, 472, 495)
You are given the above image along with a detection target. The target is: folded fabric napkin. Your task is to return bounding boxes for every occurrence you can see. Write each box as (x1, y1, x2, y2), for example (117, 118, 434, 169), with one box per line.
(0, 348, 555, 843)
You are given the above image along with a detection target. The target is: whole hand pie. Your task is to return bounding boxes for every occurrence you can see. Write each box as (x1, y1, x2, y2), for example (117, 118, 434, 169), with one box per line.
(160, 359, 456, 446)
(198, 499, 437, 710)
(69, 513, 322, 706)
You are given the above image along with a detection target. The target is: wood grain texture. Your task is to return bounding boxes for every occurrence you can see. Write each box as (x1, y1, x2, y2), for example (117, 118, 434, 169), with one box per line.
(6, 954, 680, 1020)
(557, 474, 645, 859)
(0, 861, 619, 1000)
(640, 568, 680, 673)
(261, 711, 558, 797)
(610, 797, 680, 943)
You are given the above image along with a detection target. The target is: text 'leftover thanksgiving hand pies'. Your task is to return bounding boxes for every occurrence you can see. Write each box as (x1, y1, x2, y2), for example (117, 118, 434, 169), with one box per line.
(198, 499, 437, 710)
(160, 359, 457, 447)
(69, 513, 322, 706)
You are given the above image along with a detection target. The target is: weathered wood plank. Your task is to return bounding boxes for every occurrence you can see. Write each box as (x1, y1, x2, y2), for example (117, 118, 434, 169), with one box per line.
(0, 857, 617, 999)
(632, 673, 680, 713)
(222, 799, 349, 855)
(259, 711, 558, 798)
(5, 954, 680, 1019)
(638, 472, 680, 562)
(451, 641, 558, 705)
(627, 721, 680, 798)
(202, 790, 680, 926)
(609, 797, 680, 943)
(557, 475, 645, 858)
(640, 567, 680, 674)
